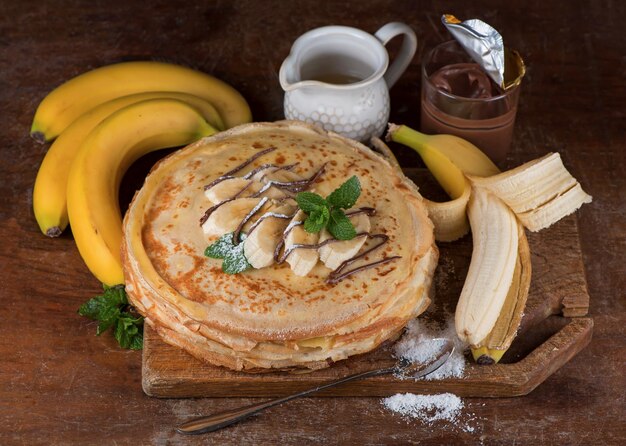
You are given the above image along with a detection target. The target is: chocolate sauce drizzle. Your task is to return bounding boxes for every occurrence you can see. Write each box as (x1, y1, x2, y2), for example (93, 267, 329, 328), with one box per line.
(272, 207, 376, 264)
(199, 148, 400, 284)
(274, 230, 369, 264)
(246, 211, 296, 236)
(326, 234, 401, 284)
(244, 163, 298, 181)
(345, 207, 376, 217)
(232, 197, 269, 245)
(203, 147, 277, 190)
(200, 150, 326, 226)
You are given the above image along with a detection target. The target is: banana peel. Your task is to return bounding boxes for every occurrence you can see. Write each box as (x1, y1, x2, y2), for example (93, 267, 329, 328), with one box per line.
(386, 124, 474, 242)
(384, 124, 588, 364)
(471, 222, 531, 364)
(469, 152, 592, 231)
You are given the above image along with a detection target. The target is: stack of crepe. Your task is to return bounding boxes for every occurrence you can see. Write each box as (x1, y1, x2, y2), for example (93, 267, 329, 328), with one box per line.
(122, 121, 437, 372)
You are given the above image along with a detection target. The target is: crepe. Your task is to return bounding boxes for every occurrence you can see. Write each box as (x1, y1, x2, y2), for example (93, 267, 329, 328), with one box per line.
(122, 121, 437, 371)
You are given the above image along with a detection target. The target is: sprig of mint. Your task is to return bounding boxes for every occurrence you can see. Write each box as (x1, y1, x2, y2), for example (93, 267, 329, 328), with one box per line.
(205, 232, 252, 274)
(78, 285, 143, 350)
(295, 175, 361, 240)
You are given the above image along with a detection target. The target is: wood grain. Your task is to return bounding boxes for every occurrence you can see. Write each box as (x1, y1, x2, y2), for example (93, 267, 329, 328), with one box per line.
(143, 318, 593, 398)
(1, 0, 624, 444)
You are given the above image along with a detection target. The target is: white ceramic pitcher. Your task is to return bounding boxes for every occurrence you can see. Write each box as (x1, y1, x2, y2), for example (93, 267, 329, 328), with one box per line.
(279, 23, 417, 142)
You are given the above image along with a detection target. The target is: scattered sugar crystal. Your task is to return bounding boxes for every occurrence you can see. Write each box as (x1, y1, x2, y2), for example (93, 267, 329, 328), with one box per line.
(394, 315, 467, 380)
(382, 392, 479, 433)
(382, 392, 463, 423)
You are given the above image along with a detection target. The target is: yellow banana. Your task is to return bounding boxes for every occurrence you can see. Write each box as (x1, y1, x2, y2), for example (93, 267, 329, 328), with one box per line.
(387, 124, 497, 242)
(424, 183, 471, 242)
(387, 123, 588, 364)
(33, 92, 224, 237)
(31, 61, 251, 142)
(386, 124, 530, 365)
(66, 98, 217, 285)
(387, 124, 468, 199)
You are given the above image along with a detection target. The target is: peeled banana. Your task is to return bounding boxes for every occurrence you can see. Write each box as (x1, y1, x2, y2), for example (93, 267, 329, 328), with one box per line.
(67, 98, 217, 285)
(455, 186, 519, 345)
(205, 178, 259, 204)
(34, 92, 225, 237)
(31, 61, 251, 142)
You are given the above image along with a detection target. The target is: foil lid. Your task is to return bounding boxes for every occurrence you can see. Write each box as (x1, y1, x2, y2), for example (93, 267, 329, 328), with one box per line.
(442, 14, 506, 89)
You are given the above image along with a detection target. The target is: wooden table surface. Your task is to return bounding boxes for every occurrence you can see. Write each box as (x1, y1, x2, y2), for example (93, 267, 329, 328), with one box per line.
(1, 0, 624, 444)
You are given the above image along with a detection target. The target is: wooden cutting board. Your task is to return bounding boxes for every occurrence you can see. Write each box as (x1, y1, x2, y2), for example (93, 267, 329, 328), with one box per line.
(141, 170, 592, 398)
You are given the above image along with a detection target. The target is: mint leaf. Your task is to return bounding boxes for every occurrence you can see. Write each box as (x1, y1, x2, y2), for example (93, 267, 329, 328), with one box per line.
(327, 176, 361, 209)
(96, 304, 120, 335)
(78, 285, 144, 350)
(327, 208, 357, 240)
(205, 232, 251, 274)
(304, 207, 329, 233)
(78, 295, 107, 320)
(295, 175, 360, 238)
(205, 233, 237, 259)
(130, 331, 144, 350)
(296, 191, 326, 213)
(102, 284, 128, 306)
(114, 313, 143, 349)
(79, 285, 126, 320)
(222, 244, 251, 274)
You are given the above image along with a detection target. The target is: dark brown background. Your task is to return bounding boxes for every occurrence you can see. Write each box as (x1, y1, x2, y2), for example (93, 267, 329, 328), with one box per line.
(1, 0, 624, 444)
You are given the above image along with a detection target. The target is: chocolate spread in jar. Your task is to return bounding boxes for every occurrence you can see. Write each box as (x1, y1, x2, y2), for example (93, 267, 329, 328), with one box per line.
(421, 62, 519, 164)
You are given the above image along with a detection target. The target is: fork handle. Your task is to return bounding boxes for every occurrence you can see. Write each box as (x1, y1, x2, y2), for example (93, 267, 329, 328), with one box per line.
(176, 367, 391, 435)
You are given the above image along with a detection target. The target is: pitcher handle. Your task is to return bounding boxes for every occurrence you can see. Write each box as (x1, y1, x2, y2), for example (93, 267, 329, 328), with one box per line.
(374, 22, 418, 88)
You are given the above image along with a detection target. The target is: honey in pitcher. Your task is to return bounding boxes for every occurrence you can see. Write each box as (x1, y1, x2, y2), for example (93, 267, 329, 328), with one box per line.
(310, 72, 364, 85)
(299, 54, 373, 85)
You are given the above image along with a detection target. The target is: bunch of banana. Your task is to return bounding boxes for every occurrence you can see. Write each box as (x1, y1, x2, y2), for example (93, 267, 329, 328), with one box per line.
(32, 61, 252, 285)
(67, 99, 217, 285)
(31, 61, 250, 142)
(387, 124, 591, 364)
(34, 91, 225, 237)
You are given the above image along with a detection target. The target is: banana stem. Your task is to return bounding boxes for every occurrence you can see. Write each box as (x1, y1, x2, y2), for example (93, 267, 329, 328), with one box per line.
(386, 124, 429, 156)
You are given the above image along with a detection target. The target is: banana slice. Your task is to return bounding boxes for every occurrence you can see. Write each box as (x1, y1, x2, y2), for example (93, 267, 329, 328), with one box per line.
(266, 168, 302, 183)
(319, 213, 370, 270)
(205, 178, 260, 203)
(202, 197, 265, 236)
(254, 167, 302, 200)
(243, 202, 297, 269)
(285, 210, 319, 276)
(206, 166, 302, 204)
